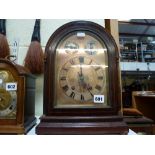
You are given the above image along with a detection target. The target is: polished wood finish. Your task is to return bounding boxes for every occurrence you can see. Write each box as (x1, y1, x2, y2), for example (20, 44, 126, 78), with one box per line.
(0, 59, 36, 134)
(36, 21, 128, 134)
(132, 91, 155, 122)
(36, 116, 128, 135)
(122, 91, 155, 134)
(105, 19, 119, 49)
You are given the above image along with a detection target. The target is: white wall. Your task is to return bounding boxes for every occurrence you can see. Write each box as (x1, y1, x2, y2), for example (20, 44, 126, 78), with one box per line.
(121, 62, 155, 71)
(6, 19, 105, 116)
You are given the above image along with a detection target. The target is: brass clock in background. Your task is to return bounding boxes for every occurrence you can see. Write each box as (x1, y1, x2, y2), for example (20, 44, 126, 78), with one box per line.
(36, 21, 128, 134)
(0, 70, 17, 118)
(0, 58, 36, 134)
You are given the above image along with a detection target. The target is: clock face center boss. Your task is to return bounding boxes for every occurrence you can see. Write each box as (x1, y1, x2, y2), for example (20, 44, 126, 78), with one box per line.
(55, 32, 109, 108)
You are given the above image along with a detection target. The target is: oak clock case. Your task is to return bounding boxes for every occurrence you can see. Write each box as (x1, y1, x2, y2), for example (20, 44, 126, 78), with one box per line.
(0, 58, 36, 134)
(36, 21, 128, 134)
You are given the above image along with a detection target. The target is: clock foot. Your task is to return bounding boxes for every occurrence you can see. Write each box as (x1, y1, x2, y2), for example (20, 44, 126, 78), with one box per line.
(0, 116, 36, 134)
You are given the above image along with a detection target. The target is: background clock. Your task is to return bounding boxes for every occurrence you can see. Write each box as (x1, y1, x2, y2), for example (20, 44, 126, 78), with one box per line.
(0, 58, 36, 134)
(36, 21, 128, 134)
(0, 70, 17, 118)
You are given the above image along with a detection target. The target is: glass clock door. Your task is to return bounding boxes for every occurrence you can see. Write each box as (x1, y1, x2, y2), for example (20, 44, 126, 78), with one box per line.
(55, 31, 109, 108)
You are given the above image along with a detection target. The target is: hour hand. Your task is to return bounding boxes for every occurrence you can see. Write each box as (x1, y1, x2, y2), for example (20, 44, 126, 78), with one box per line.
(80, 65, 83, 76)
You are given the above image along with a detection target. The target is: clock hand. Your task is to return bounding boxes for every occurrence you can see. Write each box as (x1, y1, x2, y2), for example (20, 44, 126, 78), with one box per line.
(85, 84, 93, 97)
(77, 72, 83, 92)
(78, 70, 90, 91)
(80, 64, 83, 76)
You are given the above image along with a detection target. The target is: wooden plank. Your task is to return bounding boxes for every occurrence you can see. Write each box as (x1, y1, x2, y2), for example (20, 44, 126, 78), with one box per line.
(105, 19, 119, 49)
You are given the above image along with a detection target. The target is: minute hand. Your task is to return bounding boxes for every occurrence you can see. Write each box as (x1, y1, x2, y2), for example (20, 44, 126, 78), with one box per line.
(80, 64, 83, 76)
(86, 85, 93, 97)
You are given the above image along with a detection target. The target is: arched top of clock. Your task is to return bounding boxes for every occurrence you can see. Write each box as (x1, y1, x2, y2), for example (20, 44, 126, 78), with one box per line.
(45, 20, 119, 60)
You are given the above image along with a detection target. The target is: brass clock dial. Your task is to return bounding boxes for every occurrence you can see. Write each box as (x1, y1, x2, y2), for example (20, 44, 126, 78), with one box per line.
(55, 31, 109, 108)
(0, 70, 17, 118)
(59, 56, 105, 102)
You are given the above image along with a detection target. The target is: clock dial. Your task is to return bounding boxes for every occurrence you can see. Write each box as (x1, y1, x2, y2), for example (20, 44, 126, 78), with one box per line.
(0, 70, 17, 118)
(64, 41, 79, 54)
(85, 40, 97, 55)
(59, 56, 105, 102)
(55, 31, 109, 108)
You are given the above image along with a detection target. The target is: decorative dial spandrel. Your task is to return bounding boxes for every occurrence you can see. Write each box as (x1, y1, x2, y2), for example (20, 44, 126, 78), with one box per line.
(55, 31, 109, 108)
(0, 70, 17, 119)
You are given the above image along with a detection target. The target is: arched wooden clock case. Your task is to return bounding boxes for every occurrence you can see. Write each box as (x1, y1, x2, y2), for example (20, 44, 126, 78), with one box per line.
(36, 21, 128, 134)
(0, 58, 36, 134)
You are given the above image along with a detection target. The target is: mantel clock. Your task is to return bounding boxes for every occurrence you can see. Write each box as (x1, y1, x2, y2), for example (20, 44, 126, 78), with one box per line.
(36, 21, 128, 134)
(0, 58, 36, 134)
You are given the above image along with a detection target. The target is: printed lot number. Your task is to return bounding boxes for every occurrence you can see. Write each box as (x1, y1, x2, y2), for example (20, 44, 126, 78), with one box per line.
(6, 83, 17, 91)
(94, 95, 104, 103)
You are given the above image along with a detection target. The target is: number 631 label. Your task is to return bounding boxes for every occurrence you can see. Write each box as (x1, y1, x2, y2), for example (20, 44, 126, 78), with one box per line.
(94, 95, 104, 103)
(6, 83, 17, 91)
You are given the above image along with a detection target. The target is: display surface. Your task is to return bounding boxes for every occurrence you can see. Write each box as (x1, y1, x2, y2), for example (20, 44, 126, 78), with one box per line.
(36, 21, 128, 135)
(0, 58, 36, 134)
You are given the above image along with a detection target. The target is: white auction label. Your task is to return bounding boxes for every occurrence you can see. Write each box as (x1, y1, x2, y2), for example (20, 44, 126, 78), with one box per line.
(77, 32, 85, 37)
(94, 95, 104, 103)
(0, 79, 2, 84)
(6, 82, 17, 91)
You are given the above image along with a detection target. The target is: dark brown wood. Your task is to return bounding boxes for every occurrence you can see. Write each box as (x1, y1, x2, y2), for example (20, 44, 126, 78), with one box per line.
(132, 91, 155, 122)
(105, 19, 119, 49)
(124, 116, 154, 135)
(36, 21, 128, 134)
(0, 58, 36, 134)
(36, 116, 128, 135)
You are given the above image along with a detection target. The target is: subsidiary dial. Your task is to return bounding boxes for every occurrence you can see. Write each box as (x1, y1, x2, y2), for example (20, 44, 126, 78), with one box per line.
(64, 41, 79, 54)
(85, 40, 97, 55)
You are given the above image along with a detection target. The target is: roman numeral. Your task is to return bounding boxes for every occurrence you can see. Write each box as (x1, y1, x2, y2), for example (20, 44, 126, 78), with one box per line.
(89, 91, 94, 97)
(95, 85, 102, 91)
(70, 59, 75, 65)
(62, 85, 69, 92)
(60, 76, 66, 80)
(9, 105, 13, 110)
(81, 94, 84, 101)
(87, 88, 93, 97)
(70, 92, 75, 98)
(79, 56, 84, 63)
(98, 76, 103, 80)
(62, 68, 69, 72)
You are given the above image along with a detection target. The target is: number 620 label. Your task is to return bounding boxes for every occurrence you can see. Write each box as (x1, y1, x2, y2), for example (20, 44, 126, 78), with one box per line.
(94, 95, 104, 103)
(6, 83, 17, 91)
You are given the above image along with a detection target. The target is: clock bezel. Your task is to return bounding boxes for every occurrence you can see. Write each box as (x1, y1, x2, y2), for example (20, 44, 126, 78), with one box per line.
(44, 21, 121, 116)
